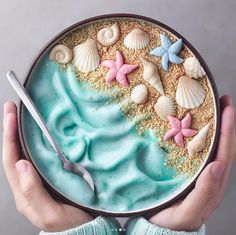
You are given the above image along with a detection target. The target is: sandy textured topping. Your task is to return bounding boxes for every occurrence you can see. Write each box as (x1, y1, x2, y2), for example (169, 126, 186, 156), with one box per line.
(59, 18, 215, 176)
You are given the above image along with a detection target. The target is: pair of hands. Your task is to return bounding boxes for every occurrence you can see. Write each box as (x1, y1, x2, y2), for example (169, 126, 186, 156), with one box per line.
(2, 96, 235, 232)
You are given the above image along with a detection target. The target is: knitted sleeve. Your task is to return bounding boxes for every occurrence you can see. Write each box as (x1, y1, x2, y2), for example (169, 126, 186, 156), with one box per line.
(39, 216, 121, 235)
(125, 217, 205, 235)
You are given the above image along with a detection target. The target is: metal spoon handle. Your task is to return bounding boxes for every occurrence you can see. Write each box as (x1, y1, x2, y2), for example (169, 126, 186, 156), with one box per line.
(6, 71, 66, 163)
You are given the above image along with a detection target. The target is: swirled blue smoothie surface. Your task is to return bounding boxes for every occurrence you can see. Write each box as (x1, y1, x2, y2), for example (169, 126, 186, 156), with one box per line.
(22, 56, 188, 212)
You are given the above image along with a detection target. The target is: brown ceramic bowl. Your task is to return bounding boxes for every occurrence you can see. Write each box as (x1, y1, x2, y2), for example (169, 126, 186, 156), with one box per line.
(18, 14, 220, 217)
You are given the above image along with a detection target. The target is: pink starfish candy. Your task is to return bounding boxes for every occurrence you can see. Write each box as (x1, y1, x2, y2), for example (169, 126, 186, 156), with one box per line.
(101, 50, 139, 87)
(164, 113, 197, 147)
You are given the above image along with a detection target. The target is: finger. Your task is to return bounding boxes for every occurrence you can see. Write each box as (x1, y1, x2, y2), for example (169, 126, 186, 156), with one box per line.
(212, 98, 236, 203)
(220, 95, 233, 111)
(3, 101, 17, 127)
(2, 102, 21, 167)
(15, 160, 58, 213)
(216, 105, 235, 164)
(204, 162, 232, 220)
(2, 111, 21, 194)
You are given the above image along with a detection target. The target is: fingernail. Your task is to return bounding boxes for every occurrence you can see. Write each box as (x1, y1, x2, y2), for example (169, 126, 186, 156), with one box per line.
(210, 162, 225, 181)
(15, 161, 28, 174)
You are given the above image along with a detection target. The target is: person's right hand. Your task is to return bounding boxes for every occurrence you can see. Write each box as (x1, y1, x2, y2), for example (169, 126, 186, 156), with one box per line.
(2, 101, 94, 232)
(149, 95, 236, 231)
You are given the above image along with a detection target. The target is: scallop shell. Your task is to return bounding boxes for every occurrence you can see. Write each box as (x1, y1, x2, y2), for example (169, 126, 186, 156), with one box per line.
(131, 84, 149, 104)
(140, 58, 164, 95)
(73, 38, 100, 72)
(183, 57, 206, 79)
(124, 28, 149, 50)
(97, 23, 120, 46)
(154, 96, 176, 120)
(187, 124, 210, 158)
(49, 44, 72, 64)
(176, 76, 206, 109)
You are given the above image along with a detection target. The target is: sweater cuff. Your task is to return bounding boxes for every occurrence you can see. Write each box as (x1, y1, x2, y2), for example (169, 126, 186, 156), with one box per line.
(39, 216, 121, 235)
(125, 217, 205, 235)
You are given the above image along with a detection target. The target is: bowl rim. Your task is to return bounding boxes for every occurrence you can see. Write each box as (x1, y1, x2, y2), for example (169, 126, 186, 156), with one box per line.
(18, 13, 221, 217)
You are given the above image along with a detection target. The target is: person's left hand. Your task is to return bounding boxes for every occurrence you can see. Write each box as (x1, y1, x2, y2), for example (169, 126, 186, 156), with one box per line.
(2, 101, 94, 232)
(149, 95, 236, 231)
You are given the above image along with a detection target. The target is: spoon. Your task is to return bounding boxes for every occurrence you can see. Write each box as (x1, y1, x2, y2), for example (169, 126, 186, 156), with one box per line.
(6, 71, 95, 191)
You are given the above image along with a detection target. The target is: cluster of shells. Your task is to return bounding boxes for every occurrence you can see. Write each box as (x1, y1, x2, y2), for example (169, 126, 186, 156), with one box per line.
(48, 22, 210, 158)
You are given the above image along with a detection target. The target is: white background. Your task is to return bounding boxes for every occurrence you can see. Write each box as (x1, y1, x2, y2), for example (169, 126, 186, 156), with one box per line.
(0, 0, 236, 234)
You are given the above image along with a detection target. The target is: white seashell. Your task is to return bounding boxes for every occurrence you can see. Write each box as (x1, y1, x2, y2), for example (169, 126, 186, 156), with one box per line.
(131, 84, 149, 104)
(187, 124, 210, 158)
(124, 28, 149, 50)
(176, 76, 206, 109)
(140, 58, 164, 95)
(97, 23, 120, 46)
(183, 57, 206, 79)
(154, 96, 176, 120)
(49, 44, 73, 64)
(73, 38, 100, 72)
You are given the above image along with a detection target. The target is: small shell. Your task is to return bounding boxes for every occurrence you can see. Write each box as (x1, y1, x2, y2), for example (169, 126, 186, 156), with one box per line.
(49, 44, 72, 64)
(131, 84, 149, 104)
(187, 124, 210, 158)
(140, 58, 164, 95)
(124, 28, 149, 50)
(176, 76, 206, 109)
(154, 96, 176, 120)
(97, 23, 120, 46)
(183, 57, 206, 79)
(73, 38, 100, 72)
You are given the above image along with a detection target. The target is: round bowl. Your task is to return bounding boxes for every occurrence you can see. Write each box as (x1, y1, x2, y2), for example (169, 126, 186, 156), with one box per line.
(19, 13, 220, 217)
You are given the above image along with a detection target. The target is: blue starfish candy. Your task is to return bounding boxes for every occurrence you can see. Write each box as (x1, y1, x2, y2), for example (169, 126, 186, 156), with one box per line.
(150, 34, 183, 71)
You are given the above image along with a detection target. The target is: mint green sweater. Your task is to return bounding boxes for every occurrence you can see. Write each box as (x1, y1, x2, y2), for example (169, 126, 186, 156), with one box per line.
(39, 216, 205, 235)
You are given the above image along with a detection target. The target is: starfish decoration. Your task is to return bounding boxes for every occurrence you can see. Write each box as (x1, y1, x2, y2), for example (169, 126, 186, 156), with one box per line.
(101, 50, 139, 87)
(164, 113, 197, 148)
(150, 34, 183, 71)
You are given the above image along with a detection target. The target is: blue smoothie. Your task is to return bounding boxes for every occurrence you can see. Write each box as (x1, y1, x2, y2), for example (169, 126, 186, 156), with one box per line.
(21, 55, 188, 212)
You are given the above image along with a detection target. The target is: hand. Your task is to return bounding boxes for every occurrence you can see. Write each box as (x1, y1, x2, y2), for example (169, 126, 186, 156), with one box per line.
(149, 95, 236, 231)
(2, 102, 94, 232)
